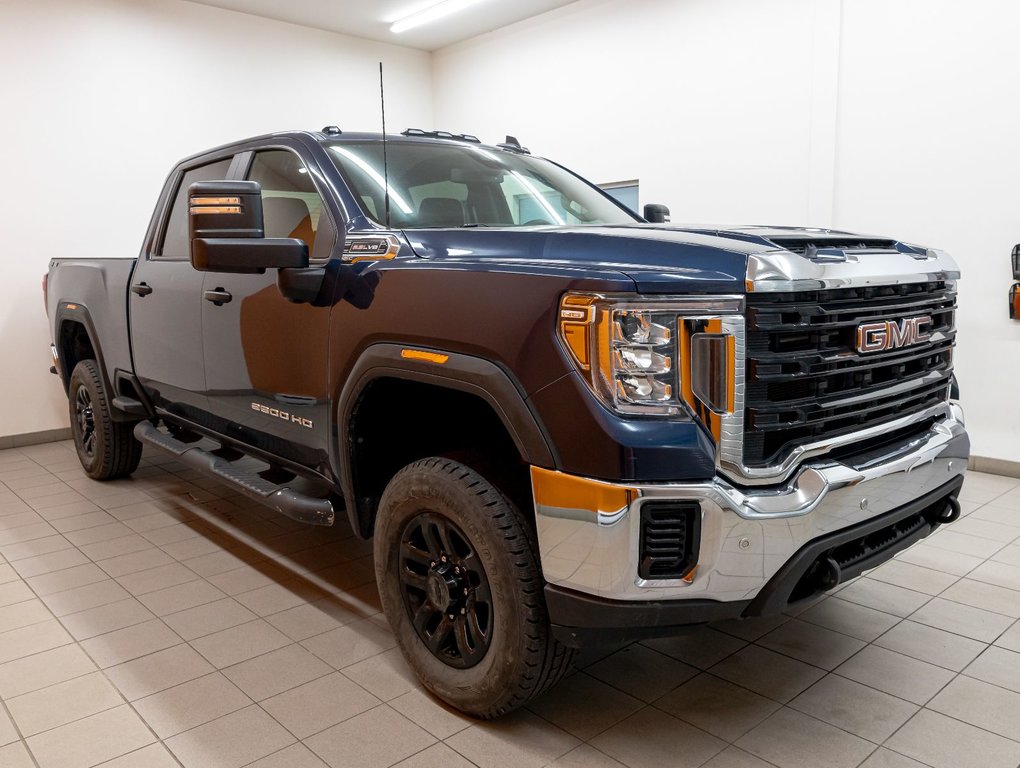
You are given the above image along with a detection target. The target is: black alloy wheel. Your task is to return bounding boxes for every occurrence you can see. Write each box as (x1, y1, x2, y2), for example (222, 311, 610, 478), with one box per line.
(398, 512, 493, 669)
(74, 386, 97, 459)
(68, 359, 142, 480)
(374, 457, 575, 718)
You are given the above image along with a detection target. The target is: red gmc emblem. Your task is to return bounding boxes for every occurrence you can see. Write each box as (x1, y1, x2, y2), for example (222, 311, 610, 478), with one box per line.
(856, 315, 932, 353)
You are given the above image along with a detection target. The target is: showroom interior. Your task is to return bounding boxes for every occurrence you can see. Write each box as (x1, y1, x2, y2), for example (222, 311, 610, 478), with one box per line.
(2, 0, 1020, 766)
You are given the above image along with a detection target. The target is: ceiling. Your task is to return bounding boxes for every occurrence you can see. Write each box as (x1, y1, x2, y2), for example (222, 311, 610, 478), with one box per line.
(187, 0, 580, 51)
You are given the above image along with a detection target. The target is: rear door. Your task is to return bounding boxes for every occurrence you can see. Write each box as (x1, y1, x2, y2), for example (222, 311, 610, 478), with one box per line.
(199, 147, 338, 466)
(129, 155, 234, 419)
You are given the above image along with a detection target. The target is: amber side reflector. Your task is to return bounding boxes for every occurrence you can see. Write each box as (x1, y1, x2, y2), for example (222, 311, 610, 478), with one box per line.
(401, 349, 449, 364)
(1011, 284, 1020, 320)
(531, 466, 635, 518)
(558, 294, 596, 370)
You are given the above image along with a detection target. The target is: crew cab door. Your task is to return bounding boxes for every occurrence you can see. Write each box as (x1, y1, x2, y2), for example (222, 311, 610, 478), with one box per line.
(130, 155, 234, 418)
(199, 147, 337, 465)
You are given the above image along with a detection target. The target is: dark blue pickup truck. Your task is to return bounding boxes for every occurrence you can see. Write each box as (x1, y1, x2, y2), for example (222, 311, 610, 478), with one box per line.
(44, 127, 968, 717)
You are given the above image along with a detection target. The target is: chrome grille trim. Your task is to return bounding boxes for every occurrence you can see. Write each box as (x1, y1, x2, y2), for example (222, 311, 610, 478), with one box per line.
(719, 248, 961, 486)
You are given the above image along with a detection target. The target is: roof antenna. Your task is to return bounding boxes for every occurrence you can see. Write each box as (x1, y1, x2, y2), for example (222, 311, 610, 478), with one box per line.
(379, 62, 391, 229)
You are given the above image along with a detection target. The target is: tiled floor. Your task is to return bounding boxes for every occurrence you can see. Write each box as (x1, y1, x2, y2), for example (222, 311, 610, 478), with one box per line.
(0, 441, 1018, 768)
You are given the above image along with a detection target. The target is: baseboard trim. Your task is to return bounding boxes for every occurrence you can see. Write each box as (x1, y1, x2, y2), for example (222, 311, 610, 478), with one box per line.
(968, 455, 1020, 479)
(0, 427, 73, 451)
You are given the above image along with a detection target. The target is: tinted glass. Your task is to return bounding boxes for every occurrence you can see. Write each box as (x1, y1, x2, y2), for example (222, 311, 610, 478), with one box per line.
(328, 142, 638, 228)
(603, 184, 640, 215)
(159, 157, 233, 259)
(247, 150, 333, 261)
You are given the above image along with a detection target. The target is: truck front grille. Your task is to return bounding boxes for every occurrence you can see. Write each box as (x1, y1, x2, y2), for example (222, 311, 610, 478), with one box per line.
(743, 281, 956, 468)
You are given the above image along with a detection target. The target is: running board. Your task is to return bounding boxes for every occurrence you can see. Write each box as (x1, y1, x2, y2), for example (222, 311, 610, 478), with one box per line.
(134, 422, 335, 526)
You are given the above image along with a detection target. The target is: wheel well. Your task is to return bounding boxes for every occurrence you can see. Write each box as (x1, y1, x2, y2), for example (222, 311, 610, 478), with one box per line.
(57, 321, 96, 391)
(348, 378, 533, 537)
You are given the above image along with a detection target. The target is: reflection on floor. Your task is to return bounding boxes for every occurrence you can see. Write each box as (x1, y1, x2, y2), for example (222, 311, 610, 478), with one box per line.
(0, 440, 1018, 768)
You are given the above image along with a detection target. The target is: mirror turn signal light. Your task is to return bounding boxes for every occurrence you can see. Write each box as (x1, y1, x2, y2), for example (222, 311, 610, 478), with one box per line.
(189, 196, 243, 215)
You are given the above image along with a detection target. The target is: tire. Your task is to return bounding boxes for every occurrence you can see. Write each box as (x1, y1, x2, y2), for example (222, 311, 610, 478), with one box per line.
(374, 457, 574, 718)
(68, 360, 142, 480)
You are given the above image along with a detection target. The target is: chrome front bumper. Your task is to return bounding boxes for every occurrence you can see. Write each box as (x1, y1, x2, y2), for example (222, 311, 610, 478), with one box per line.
(535, 404, 969, 603)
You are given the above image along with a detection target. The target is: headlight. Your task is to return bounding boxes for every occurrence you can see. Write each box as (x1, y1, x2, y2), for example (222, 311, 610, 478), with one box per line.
(558, 293, 742, 420)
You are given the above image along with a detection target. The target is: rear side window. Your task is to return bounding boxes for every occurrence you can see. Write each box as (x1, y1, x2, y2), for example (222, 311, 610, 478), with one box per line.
(246, 150, 334, 262)
(158, 157, 233, 259)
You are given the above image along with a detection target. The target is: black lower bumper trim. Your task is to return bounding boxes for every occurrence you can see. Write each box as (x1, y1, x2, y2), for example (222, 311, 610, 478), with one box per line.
(546, 586, 747, 648)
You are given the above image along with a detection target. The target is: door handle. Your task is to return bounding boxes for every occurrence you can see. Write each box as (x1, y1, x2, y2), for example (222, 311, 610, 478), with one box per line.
(204, 288, 232, 306)
(131, 282, 153, 297)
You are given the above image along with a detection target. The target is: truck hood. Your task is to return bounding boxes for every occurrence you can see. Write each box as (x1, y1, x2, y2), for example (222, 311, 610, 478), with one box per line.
(399, 223, 909, 294)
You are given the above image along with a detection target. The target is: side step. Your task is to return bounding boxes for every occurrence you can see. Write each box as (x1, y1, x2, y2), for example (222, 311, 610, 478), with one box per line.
(134, 422, 335, 526)
(112, 395, 149, 417)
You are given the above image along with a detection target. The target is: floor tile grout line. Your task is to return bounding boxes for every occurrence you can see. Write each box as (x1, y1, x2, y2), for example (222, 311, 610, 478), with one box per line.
(866, 741, 939, 768)
(1, 538, 209, 766)
(929, 582, 1020, 619)
(878, 676, 1020, 756)
(647, 691, 889, 752)
(6, 448, 1020, 768)
(0, 540, 181, 768)
(0, 689, 44, 768)
(255, 695, 386, 750)
(97, 741, 187, 768)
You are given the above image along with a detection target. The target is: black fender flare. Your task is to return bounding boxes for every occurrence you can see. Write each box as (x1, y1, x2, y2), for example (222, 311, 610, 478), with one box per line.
(53, 301, 141, 422)
(335, 343, 558, 536)
(54, 301, 111, 392)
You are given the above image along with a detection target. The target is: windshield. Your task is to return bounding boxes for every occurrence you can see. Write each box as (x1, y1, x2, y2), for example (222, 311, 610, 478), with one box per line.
(327, 141, 639, 228)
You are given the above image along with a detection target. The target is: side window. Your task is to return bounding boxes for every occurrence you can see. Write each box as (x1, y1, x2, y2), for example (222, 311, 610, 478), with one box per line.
(158, 157, 233, 259)
(247, 150, 335, 262)
(600, 181, 640, 215)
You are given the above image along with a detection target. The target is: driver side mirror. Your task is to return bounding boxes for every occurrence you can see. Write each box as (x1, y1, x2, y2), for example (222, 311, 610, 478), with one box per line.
(188, 180, 308, 274)
(644, 203, 671, 224)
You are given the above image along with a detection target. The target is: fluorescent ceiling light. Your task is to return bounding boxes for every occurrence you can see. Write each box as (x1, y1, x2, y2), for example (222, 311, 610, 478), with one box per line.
(390, 0, 489, 34)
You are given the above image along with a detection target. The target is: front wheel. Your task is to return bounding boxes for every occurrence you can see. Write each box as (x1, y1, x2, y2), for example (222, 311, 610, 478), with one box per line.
(68, 360, 142, 480)
(374, 457, 574, 718)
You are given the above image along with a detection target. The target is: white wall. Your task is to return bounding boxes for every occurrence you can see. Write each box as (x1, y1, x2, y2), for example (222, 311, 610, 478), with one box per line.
(5, 0, 1018, 462)
(433, 0, 1020, 462)
(435, 0, 827, 225)
(0, 0, 432, 438)
(833, 0, 1020, 461)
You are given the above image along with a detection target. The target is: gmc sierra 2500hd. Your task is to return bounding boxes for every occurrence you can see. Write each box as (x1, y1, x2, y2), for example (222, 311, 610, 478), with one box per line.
(45, 127, 968, 717)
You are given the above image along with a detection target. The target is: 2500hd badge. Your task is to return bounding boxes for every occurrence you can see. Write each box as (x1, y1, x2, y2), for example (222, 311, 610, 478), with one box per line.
(251, 402, 314, 429)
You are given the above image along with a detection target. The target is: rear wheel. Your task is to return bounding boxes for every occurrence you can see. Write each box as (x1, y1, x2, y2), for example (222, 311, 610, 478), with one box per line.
(68, 360, 142, 480)
(374, 457, 574, 718)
